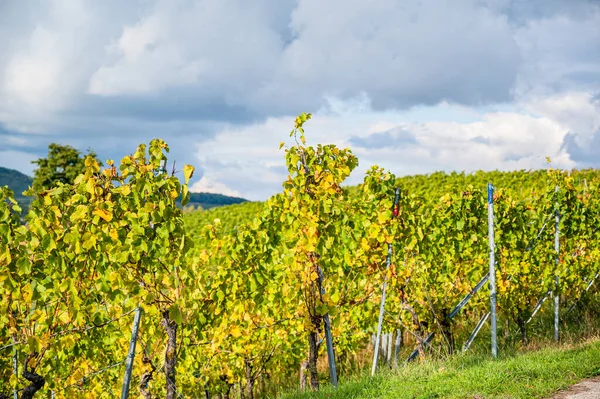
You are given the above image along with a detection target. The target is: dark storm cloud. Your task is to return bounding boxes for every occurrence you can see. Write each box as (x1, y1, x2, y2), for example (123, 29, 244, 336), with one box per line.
(70, 91, 261, 124)
(562, 131, 600, 167)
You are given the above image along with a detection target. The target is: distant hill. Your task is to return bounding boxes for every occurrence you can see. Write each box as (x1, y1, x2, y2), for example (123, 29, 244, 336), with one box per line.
(185, 192, 248, 210)
(0, 165, 247, 211)
(0, 167, 33, 212)
(0, 166, 33, 196)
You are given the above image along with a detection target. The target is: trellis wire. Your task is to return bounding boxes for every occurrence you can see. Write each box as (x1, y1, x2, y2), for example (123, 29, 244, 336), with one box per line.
(58, 360, 125, 392)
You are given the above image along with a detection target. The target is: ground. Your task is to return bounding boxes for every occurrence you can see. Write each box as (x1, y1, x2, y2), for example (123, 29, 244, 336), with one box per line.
(552, 377, 600, 399)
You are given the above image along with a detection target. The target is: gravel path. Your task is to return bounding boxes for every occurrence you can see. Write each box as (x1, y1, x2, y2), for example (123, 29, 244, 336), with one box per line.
(552, 377, 600, 399)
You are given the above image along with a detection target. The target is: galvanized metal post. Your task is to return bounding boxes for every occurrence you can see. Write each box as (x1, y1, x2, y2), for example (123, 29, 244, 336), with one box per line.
(372, 188, 401, 376)
(554, 187, 560, 342)
(393, 329, 401, 368)
(405, 332, 435, 363)
(386, 332, 393, 366)
(121, 307, 142, 399)
(12, 345, 18, 399)
(527, 290, 551, 323)
(488, 183, 498, 358)
(463, 312, 490, 352)
(317, 266, 338, 387)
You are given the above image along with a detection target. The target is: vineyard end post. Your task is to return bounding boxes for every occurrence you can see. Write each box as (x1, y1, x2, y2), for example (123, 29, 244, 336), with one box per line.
(488, 183, 498, 358)
(554, 186, 560, 342)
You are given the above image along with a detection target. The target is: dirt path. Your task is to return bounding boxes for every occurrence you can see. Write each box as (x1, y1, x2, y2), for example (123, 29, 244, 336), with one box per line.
(551, 377, 600, 398)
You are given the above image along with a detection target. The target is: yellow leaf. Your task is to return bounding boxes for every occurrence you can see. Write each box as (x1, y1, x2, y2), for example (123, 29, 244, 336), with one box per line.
(121, 185, 131, 196)
(109, 229, 118, 241)
(93, 208, 113, 222)
(183, 164, 195, 185)
(86, 178, 95, 196)
(59, 311, 70, 324)
(230, 326, 242, 338)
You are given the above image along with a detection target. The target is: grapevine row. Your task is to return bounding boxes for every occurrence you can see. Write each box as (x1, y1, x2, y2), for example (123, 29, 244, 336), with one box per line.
(2, 115, 600, 399)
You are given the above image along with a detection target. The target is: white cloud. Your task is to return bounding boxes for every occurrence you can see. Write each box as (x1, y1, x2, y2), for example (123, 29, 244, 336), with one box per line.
(194, 93, 591, 199)
(88, 0, 290, 99)
(0, 1, 598, 199)
(523, 92, 600, 147)
(190, 175, 242, 198)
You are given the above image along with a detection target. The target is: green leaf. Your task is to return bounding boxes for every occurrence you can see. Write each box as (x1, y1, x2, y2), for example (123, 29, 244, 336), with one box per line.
(170, 304, 184, 324)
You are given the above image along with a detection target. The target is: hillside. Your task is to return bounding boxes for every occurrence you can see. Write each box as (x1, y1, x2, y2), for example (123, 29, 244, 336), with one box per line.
(185, 191, 248, 210)
(0, 166, 33, 197)
(184, 167, 600, 235)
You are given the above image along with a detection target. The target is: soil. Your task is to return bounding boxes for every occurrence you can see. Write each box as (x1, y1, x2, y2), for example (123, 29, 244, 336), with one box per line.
(551, 376, 600, 399)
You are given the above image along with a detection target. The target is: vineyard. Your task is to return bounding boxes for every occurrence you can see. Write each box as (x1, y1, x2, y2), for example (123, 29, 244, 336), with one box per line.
(3, 114, 600, 399)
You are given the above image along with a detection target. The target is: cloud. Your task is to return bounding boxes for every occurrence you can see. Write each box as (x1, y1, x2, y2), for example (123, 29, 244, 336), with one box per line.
(1, 0, 598, 124)
(82, 0, 523, 120)
(190, 175, 242, 198)
(88, 0, 294, 103)
(0, 1, 599, 198)
(255, 0, 520, 113)
(190, 93, 592, 199)
(513, 6, 600, 98)
(349, 127, 417, 149)
(550, 92, 600, 166)
(525, 92, 600, 146)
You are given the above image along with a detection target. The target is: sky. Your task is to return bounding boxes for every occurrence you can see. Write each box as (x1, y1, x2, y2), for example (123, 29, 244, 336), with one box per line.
(0, 0, 599, 200)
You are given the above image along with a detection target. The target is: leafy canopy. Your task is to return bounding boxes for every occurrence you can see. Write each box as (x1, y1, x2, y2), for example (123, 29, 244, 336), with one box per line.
(31, 143, 101, 192)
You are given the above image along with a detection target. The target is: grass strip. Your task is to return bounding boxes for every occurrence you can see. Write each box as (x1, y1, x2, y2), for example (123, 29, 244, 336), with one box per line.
(278, 339, 600, 399)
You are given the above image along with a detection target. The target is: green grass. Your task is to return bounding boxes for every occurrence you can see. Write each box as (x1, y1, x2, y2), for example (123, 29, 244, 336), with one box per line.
(278, 339, 600, 399)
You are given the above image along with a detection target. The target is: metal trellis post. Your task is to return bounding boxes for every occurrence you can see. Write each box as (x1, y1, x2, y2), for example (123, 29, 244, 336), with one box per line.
(488, 183, 498, 358)
(554, 187, 560, 342)
(13, 345, 18, 399)
(371, 188, 401, 376)
(120, 307, 143, 399)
